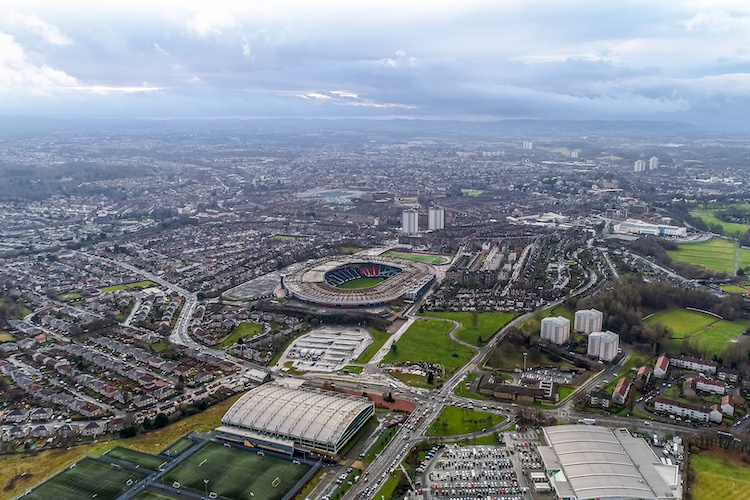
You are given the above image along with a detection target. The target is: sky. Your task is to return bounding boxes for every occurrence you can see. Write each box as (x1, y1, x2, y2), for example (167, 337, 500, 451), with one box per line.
(2, 0, 750, 126)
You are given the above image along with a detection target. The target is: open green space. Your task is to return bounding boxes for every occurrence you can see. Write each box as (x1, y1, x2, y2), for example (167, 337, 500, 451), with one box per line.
(427, 407, 505, 436)
(57, 292, 81, 302)
(218, 321, 264, 348)
(691, 320, 747, 358)
(341, 247, 363, 254)
(646, 308, 746, 357)
(557, 386, 575, 401)
(354, 327, 391, 364)
(691, 451, 750, 500)
(100, 280, 160, 293)
(343, 365, 363, 374)
(722, 284, 748, 294)
(460, 189, 485, 197)
(103, 447, 168, 471)
(383, 251, 450, 264)
(161, 438, 196, 457)
(667, 238, 737, 274)
(690, 207, 750, 237)
(374, 470, 403, 499)
(22, 457, 148, 500)
(422, 311, 516, 346)
(337, 277, 383, 289)
(645, 308, 718, 339)
(0, 331, 15, 342)
(382, 319, 474, 375)
(163, 442, 310, 500)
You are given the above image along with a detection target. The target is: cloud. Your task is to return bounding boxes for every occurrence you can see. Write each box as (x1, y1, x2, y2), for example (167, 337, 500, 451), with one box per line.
(0, 32, 78, 93)
(295, 90, 414, 109)
(186, 9, 240, 37)
(7, 12, 73, 46)
(64, 84, 166, 94)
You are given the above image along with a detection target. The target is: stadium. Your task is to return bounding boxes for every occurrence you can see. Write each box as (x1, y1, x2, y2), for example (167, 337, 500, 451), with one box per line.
(216, 383, 375, 457)
(281, 255, 435, 307)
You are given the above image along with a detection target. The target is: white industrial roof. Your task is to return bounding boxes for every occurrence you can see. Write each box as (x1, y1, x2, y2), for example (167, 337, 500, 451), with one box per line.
(222, 384, 374, 447)
(540, 425, 680, 500)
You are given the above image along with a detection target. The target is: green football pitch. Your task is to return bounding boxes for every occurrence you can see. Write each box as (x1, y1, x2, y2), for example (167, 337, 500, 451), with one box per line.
(337, 277, 383, 289)
(162, 442, 311, 500)
(22, 457, 147, 500)
(103, 446, 170, 471)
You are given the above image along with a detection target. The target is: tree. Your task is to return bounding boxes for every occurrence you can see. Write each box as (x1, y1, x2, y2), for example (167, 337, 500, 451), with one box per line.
(154, 412, 169, 428)
(390, 343, 397, 353)
(427, 371, 435, 385)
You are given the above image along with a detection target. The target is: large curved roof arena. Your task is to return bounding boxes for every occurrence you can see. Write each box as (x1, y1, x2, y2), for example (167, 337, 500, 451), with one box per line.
(218, 384, 374, 455)
(282, 255, 435, 307)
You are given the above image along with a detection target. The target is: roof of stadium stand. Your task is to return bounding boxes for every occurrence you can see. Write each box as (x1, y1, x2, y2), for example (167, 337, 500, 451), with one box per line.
(221, 384, 374, 448)
(539, 425, 680, 500)
(283, 255, 435, 306)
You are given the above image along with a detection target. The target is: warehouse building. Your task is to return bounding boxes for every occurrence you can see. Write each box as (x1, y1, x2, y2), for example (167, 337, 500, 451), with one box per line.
(539, 425, 681, 500)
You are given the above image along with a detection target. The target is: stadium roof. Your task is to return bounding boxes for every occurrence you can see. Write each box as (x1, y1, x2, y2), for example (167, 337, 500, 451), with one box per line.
(539, 425, 680, 500)
(283, 255, 435, 306)
(221, 384, 374, 452)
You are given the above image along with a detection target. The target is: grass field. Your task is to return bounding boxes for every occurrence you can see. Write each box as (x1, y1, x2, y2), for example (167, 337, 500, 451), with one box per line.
(645, 308, 718, 338)
(460, 189, 485, 197)
(383, 251, 450, 265)
(0, 393, 242, 500)
(667, 238, 737, 274)
(218, 321, 263, 348)
(100, 280, 159, 293)
(646, 308, 747, 357)
(354, 327, 391, 364)
(722, 284, 748, 294)
(422, 311, 516, 346)
(382, 319, 474, 375)
(343, 365, 363, 374)
(374, 470, 403, 499)
(0, 331, 15, 342)
(427, 407, 505, 436)
(103, 447, 169, 471)
(161, 438, 196, 457)
(337, 277, 383, 289)
(690, 207, 750, 237)
(691, 451, 750, 500)
(22, 457, 148, 500)
(57, 292, 81, 301)
(163, 442, 310, 500)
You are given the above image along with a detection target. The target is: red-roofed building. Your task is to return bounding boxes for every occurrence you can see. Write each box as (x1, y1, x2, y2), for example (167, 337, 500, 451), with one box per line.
(654, 355, 669, 379)
(721, 395, 735, 416)
(634, 365, 651, 390)
(694, 376, 726, 395)
(612, 377, 632, 405)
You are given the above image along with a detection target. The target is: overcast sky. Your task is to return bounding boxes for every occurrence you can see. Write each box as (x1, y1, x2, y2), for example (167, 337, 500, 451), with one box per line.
(2, 0, 750, 126)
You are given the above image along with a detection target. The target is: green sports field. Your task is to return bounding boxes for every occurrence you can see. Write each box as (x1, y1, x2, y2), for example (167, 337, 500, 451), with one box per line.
(100, 280, 160, 293)
(645, 308, 718, 338)
(382, 319, 474, 374)
(103, 446, 169, 471)
(690, 207, 750, 237)
(383, 251, 450, 264)
(161, 437, 196, 457)
(422, 311, 516, 346)
(646, 308, 747, 357)
(691, 451, 750, 500)
(23, 457, 147, 500)
(667, 238, 737, 274)
(337, 277, 383, 289)
(162, 442, 310, 500)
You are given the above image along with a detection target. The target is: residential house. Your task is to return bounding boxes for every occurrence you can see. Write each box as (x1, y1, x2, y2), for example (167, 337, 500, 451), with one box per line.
(654, 356, 669, 379)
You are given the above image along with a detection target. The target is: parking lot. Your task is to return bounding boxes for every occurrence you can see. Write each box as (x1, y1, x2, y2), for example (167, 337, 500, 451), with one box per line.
(426, 445, 523, 500)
